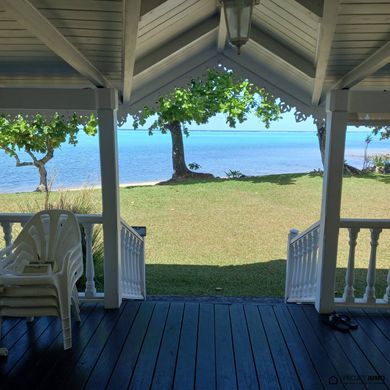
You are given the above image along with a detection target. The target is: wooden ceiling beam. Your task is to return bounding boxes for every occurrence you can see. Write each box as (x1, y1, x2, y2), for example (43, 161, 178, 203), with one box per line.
(1, 0, 112, 88)
(140, 0, 168, 16)
(217, 6, 227, 53)
(250, 26, 315, 78)
(293, 0, 324, 18)
(122, 0, 141, 104)
(311, 0, 340, 105)
(333, 41, 390, 89)
(134, 16, 219, 76)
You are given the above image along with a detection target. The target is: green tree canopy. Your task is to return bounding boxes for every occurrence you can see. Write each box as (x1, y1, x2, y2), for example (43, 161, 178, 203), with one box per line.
(133, 67, 281, 179)
(0, 113, 97, 191)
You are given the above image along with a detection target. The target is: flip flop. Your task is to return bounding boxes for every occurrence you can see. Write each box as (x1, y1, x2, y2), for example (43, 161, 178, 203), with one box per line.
(323, 314, 350, 332)
(335, 314, 358, 330)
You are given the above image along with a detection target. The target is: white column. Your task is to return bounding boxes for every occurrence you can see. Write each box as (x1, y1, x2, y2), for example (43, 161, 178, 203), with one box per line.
(97, 88, 122, 308)
(315, 89, 349, 313)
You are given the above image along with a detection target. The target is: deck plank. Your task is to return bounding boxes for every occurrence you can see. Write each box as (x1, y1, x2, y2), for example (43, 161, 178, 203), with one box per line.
(129, 302, 170, 390)
(106, 302, 155, 390)
(230, 304, 259, 390)
(195, 303, 216, 390)
(64, 304, 126, 389)
(287, 305, 345, 389)
(302, 306, 374, 389)
(1, 301, 389, 390)
(151, 302, 184, 390)
(173, 303, 199, 390)
(1, 317, 21, 339)
(244, 304, 280, 390)
(215, 304, 237, 390)
(0, 316, 55, 377)
(84, 301, 141, 390)
(348, 309, 390, 364)
(38, 304, 106, 390)
(273, 305, 323, 389)
(259, 305, 302, 389)
(5, 303, 97, 388)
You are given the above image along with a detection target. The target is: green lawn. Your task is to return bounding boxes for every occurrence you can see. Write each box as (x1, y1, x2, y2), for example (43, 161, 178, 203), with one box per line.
(0, 173, 389, 298)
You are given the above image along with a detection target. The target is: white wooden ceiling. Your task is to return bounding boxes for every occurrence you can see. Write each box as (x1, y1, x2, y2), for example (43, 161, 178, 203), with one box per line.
(0, 0, 389, 120)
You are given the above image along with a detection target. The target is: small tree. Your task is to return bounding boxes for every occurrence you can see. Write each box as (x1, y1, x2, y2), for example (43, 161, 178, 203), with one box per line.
(133, 67, 281, 180)
(0, 113, 97, 192)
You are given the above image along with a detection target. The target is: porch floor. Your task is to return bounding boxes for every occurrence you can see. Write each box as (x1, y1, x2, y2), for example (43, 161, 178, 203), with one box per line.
(1, 300, 389, 389)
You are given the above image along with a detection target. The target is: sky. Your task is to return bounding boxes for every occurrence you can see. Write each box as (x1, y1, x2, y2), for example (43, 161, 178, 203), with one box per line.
(120, 109, 370, 132)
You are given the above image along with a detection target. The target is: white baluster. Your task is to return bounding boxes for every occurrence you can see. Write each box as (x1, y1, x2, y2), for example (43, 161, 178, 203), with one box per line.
(137, 238, 142, 295)
(300, 236, 309, 297)
(309, 228, 319, 297)
(305, 232, 313, 297)
(2, 222, 12, 247)
(296, 239, 304, 298)
(291, 242, 299, 298)
(384, 268, 390, 303)
(364, 228, 382, 304)
(120, 226, 126, 294)
(285, 229, 299, 301)
(132, 236, 138, 295)
(343, 228, 359, 304)
(140, 240, 146, 298)
(83, 223, 96, 298)
(126, 231, 131, 295)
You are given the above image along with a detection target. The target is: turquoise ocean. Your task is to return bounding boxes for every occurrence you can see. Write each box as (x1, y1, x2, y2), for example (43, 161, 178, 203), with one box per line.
(0, 130, 389, 193)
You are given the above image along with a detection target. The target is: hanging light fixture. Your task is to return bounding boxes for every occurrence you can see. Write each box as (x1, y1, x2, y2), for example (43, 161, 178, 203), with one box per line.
(222, 0, 259, 55)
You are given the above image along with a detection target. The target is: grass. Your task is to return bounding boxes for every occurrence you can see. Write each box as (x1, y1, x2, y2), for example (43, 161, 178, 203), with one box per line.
(0, 173, 389, 298)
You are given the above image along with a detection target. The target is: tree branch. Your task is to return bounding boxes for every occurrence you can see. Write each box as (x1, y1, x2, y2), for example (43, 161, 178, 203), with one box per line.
(8, 148, 34, 167)
(39, 139, 54, 164)
(25, 148, 39, 165)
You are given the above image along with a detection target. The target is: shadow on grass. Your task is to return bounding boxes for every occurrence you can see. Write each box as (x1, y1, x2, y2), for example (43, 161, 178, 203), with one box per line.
(142, 261, 389, 299)
(125, 173, 311, 189)
(145, 260, 287, 297)
(343, 172, 390, 184)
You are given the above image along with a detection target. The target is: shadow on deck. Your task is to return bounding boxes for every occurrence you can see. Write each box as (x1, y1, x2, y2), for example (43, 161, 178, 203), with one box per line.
(1, 300, 389, 389)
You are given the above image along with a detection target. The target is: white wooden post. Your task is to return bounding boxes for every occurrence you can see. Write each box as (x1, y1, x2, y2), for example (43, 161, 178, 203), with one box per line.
(315, 89, 349, 313)
(97, 88, 122, 308)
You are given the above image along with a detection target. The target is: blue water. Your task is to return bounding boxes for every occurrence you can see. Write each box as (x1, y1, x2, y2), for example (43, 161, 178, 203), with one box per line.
(0, 130, 389, 193)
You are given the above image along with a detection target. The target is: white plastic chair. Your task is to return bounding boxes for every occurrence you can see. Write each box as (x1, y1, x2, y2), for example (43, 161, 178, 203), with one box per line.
(0, 210, 83, 355)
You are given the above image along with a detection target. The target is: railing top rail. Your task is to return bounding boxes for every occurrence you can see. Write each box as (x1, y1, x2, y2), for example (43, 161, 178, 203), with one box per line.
(290, 221, 320, 244)
(0, 212, 104, 224)
(120, 218, 146, 240)
(340, 218, 390, 229)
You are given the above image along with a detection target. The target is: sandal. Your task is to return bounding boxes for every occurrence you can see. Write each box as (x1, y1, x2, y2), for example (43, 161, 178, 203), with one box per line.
(323, 314, 350, 332)
(335, 314, 358, 330)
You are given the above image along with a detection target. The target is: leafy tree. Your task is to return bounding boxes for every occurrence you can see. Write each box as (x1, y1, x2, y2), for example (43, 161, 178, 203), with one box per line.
(372, 126, 390, 140)
(133, 67, 281, 180)
(0, 113, 97, 192)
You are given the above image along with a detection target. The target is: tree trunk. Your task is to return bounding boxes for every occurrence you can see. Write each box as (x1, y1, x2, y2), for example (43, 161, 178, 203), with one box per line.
(167, 121, 192, 179)
(165, 121, 214, 181)
(316, 124, 326, 167)
(35, 162, 48, 192)
(316, 123, 361, 175)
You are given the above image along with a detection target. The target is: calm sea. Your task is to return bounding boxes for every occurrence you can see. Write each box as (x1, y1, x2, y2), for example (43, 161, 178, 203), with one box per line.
(0, 130, 389, 193)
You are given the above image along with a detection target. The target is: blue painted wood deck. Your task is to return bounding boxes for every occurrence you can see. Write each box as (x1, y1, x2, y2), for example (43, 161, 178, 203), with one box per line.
(1, 300, 389, 389)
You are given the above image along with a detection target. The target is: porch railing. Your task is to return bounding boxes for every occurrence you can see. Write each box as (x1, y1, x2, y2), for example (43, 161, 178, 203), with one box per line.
(286, 219, 390, 309)
(285, 222, 320, 303)
(0, 213, 146, 301)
